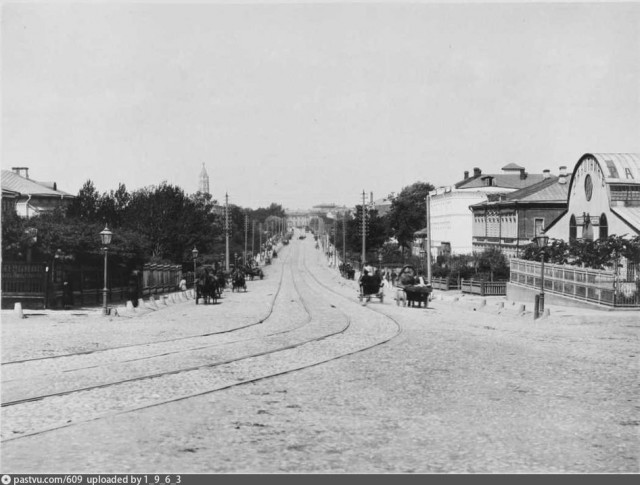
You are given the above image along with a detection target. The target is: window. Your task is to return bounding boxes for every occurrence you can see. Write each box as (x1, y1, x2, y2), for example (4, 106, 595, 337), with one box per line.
(534, 218, 544, 237)
(569, 215, 577, 242)
(599, 214, 608, 240)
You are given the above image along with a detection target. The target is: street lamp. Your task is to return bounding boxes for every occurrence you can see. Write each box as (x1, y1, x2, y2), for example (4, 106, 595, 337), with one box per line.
(533, 233, 549, 319)
(99, 225, 113, 315)
(378, 248, 383, 272)
(192, 247, 198, 288)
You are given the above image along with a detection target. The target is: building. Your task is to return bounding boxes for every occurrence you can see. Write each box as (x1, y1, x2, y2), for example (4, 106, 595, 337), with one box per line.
(545, 153, 640, 241)
(470, 170, 569, 258)
(428, 164, 549, 255)
(198, 164, 210, 195)
(1, 167, 75, 218)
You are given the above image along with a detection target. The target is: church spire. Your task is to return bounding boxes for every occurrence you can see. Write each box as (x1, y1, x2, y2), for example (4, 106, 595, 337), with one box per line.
(199, 163, 210, 194)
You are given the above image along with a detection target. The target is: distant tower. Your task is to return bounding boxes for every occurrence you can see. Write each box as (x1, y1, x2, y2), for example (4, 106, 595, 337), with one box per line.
(198, 163, 210, 194)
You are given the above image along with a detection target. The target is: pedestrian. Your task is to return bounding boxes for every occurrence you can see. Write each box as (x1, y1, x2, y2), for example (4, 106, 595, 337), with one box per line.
(62, 275, 74, 309)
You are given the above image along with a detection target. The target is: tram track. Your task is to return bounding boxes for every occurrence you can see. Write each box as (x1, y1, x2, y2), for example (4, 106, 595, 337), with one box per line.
(1, 237, 399, 442)
(1, 250, 291, 367)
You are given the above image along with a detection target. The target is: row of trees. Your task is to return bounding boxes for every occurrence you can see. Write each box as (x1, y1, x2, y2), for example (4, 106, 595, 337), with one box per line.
(2, 180, 286, 271)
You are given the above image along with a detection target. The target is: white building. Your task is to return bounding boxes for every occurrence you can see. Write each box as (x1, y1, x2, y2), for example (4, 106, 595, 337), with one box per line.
(429, 165, 547, 255)
(545, 153, 640, 241)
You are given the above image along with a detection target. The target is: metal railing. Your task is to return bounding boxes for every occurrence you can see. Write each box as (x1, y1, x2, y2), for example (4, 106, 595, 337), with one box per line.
(509, 258, 640, 307)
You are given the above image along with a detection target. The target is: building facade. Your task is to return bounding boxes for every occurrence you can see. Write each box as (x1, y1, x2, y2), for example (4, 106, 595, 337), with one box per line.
(470, 172, 569, 258)
(1, 168, 75, 218)
(428, 164, 550, 255)
(545, 153, 640, 241)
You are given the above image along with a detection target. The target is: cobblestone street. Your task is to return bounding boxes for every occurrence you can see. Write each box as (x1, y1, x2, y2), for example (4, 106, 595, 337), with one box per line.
(1, 238, 638, 473)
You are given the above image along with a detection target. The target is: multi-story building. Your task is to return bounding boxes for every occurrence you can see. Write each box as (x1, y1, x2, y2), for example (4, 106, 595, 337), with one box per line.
(428, 164, 549, 255)
(470, 171, 569, 258)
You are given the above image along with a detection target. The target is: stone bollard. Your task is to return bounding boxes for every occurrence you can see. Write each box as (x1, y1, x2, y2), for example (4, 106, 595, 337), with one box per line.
(138, 298, 145, 308)
(161, 296, 168, 306)
(14, 302, 25, 319)
(126, 300, 135, 311)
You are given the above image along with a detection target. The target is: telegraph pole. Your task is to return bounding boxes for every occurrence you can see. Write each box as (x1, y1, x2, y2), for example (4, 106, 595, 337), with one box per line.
(252, 220, 255, 259)
(342, 212, 346, 267)
(225, 192, 230, 271)
(426, 193, 432, 284)
(259, 222, 263, 262)
(361, 190, 367, 269)
(244, 213, 248, 266)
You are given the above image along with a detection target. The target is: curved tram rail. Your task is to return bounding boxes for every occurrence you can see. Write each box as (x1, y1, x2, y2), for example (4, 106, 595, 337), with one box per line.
(1, 240, 401, 442)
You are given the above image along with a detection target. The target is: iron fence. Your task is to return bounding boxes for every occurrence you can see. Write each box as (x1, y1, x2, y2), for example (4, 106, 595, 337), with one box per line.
(509, 258, 640, 307)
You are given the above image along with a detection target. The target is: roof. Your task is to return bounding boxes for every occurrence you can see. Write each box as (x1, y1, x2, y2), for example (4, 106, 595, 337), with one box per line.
(586, 153, 640, 185)
(456, 172, 545, 190)
(1, 170, 74, 198)
(504, 176, 569, 203)
(610, 207, 640, 234)
(501, 163, 525, 171)
(469, 176, 569, 209)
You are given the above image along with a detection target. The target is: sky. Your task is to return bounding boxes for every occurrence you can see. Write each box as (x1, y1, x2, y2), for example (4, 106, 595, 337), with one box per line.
(2, 1, 639, 210)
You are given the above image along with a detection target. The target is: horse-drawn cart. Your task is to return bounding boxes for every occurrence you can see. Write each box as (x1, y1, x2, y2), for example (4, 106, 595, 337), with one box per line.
(394, 265, 432, 308)
(358, 272, 384, 305)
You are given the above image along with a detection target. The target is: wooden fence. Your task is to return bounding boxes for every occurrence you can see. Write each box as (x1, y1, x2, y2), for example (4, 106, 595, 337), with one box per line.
(460, 279, 507, 296)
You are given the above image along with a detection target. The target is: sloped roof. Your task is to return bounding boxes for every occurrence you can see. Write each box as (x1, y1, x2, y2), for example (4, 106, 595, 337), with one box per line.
(610, 207, 640, 234)
(504, 176, 569, 203)
(1, 170, 73, 197)
(456, 172, 545, 190)
(501, 163, 525, 171)
(469, 176, 568, 209)
(588, 153, 640, 185)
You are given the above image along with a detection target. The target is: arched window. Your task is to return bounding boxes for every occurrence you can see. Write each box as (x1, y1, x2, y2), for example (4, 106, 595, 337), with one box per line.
(599, 214, 608, 240)
(569, 215, 577, 242)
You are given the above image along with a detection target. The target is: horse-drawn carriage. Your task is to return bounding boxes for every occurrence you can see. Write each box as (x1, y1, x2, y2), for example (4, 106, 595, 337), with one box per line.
(394, 265, 432, 308)
(244, 265, 264, 280)
(339, 263, 356, 280)
(358, 270, 384, 304)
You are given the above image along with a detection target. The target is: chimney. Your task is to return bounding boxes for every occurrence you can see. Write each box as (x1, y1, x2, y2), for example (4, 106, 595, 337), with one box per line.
(543, 169, 551, 179)
(558, 165, 568, 184)
(463, 170, 469, 179)
(11, 167, 29, 179)
(473, 167, 481, 178)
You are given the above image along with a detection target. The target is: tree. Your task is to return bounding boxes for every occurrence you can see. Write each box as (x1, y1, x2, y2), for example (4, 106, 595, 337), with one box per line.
(386, 181, 435, 252)
(67, 180, 100, 221)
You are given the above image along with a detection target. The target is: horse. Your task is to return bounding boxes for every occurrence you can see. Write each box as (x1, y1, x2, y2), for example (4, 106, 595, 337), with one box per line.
(215, 271, 227, 297)
(232, 271, 247, 292)
(195, 268, 218, 304)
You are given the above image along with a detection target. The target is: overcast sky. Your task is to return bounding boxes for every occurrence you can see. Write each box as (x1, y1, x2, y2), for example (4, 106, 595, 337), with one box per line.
(2, 1, 639, 210)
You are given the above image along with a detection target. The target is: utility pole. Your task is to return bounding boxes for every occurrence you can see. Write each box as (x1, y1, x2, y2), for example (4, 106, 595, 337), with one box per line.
(252, 220, 255, 259)
(361, 190, 367, 269)
(259, 222, 263, 262)
(426, 193, 432, 284)
(244, 213, 248, 266)
(342, 212, 346, 267)
(225, 192, 230, 271)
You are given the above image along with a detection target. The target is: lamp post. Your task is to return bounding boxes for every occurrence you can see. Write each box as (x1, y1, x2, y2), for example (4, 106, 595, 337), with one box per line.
(99, 225, 113, 315)
(533, 233, 549, 319)
(192, 247, 198, 288)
